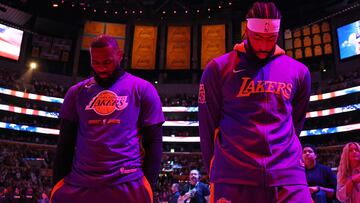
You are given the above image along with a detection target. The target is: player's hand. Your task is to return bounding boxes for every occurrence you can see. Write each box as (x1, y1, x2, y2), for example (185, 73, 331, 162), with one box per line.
(309, 186, 319, 194)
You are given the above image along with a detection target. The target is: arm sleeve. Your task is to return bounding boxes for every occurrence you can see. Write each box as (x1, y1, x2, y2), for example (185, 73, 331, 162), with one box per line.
(292, 68, 311, 136)
(142, 123, 163, 192)
(52, 85, 79, 185)
(52, 119, 78, 185)
(139, 82, 164, 191)
(198, 60, 222, 173)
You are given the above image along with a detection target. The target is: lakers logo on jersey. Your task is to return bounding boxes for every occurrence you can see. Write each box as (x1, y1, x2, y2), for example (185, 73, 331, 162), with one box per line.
(85, 90, 128, 116)
(236, 77, 293, 99)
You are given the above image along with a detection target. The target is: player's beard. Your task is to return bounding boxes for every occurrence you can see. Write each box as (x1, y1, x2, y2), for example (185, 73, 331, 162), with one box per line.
(245, 40, 275, 64)
(94, 64, 124, 88)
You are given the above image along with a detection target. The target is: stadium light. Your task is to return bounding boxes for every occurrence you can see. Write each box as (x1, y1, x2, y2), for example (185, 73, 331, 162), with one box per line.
(52, 0, 59, 8)
(29, 62, 37, 70)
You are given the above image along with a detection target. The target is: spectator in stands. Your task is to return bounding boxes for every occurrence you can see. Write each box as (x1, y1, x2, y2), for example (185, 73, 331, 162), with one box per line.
(302, 144, 337, 203)
(178, 169, 209, 203)
(337, 142, 360, 203)
(24, 187, 35, 203)
(0, 143, 54, 203)
(37, 192, 49, 203)
(0, 186, 9, 203)
(10, 186, 22, 203)
(168, 183, 180, 203)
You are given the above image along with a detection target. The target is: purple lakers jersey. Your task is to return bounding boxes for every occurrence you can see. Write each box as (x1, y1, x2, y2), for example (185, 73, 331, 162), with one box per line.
(59, 72, 165, 187)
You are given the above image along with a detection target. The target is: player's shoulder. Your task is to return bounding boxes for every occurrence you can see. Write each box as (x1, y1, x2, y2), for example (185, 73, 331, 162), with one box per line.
(124, 72, 152, 87)
(203, 50, 237, 77)
(212, 50, 237, 69)
(65, 78, 96, 96)
(122, 72, 157, 96)
(277, 54, 309, 72)
(71, 78, 93, 90)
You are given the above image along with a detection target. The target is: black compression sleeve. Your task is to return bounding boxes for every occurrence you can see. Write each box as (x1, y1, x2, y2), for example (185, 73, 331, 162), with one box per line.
(142, 123, 163, 192)
(52, 119, 78, 186)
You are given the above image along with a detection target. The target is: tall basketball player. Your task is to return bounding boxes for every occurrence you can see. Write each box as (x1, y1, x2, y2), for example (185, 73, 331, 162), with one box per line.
(199, 2, 312, 202)
(51, 35, 164, 203)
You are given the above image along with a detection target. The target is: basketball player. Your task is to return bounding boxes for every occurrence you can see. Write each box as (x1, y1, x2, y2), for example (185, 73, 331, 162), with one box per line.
(199, 2, 312, 202)
(51, 35, 164, 203)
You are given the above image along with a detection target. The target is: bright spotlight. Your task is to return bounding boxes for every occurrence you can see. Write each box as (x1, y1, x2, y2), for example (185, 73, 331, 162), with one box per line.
(30, 62, 37, 70)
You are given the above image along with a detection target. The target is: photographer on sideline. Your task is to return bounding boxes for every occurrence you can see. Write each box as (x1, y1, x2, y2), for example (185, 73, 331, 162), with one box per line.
(178, 169, 210, 203)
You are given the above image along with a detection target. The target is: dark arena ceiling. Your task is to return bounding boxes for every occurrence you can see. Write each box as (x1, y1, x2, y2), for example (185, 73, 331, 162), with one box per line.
(1, 0, 359, 28)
